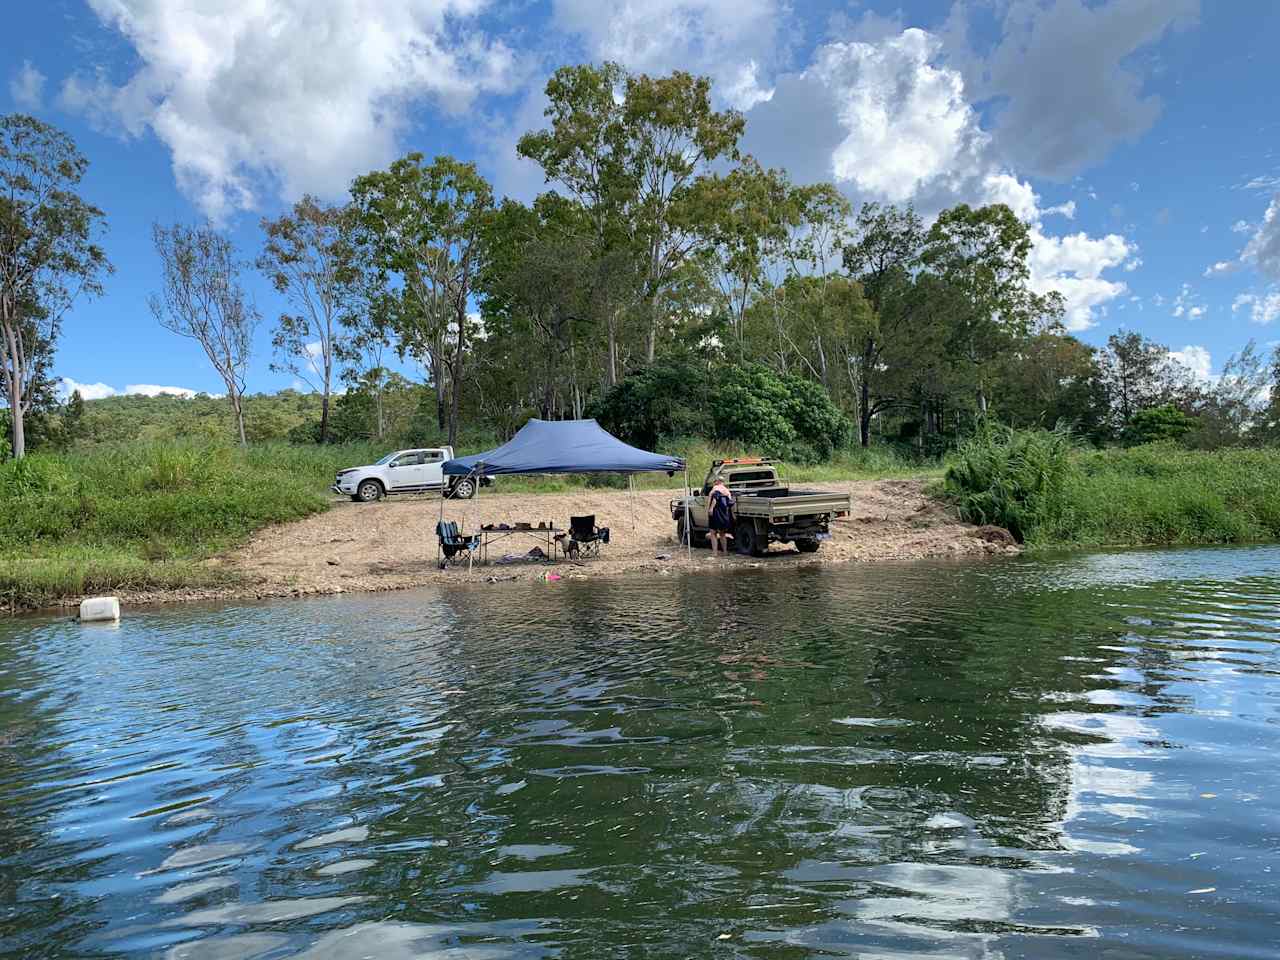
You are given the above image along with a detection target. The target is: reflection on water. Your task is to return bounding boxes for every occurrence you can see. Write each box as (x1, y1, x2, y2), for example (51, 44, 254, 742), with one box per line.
(2, 546, 1280, 958)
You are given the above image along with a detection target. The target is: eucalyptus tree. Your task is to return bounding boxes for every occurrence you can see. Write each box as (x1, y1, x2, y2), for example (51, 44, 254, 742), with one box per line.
(350, 154, 492, 446)
(0, 114, 110, 458)
(921, 203, 1063, 416)
(477, 194, 598, 421)
(150, 223, 258, 446)
(843, 202, 929, 445)
(257, 195, 358, 443)
(518, 63, 744, 375)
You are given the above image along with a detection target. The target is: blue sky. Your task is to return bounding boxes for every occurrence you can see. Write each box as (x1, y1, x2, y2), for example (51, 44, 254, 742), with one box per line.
(4, 0, 1279, 399)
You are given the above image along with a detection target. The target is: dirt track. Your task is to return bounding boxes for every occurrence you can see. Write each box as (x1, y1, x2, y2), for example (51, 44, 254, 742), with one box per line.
(131, 478, 1016, 605)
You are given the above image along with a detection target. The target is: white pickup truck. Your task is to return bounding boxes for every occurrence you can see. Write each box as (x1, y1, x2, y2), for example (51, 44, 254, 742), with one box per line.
(332, 447, 489, 502)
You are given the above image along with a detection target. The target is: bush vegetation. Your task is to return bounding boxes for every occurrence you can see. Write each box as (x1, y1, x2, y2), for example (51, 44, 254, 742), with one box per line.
(0, 441, 382, 611)
(944, 424, 1280, 547)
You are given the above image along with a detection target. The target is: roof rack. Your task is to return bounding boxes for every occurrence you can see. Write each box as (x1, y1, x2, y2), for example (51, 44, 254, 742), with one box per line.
(711, 457, 774, 468)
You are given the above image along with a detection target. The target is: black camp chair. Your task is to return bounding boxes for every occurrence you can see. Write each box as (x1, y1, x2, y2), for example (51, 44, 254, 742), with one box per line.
(568, 515, 609, 560)
(436, 520, 481, 570)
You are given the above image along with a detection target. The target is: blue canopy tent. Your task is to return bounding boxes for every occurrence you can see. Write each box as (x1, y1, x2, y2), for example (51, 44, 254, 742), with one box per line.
(440, 419, 691, 557)
(443, 418, 684, 476)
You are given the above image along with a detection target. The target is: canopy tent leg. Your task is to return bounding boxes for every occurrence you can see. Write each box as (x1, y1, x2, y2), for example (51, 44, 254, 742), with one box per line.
(683, 467, 691, 560)
(437, 475, 446, 567)
(628, 473, 637, 530)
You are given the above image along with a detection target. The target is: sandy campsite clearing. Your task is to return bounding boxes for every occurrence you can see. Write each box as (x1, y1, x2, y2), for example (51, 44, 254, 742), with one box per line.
(129, 478, 1020, 605)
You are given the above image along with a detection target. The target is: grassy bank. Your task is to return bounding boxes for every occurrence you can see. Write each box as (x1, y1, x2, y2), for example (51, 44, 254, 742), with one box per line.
(0, 442, 384, 611)
(945, 425, 1280, 548)
(0, 438, 931, 611)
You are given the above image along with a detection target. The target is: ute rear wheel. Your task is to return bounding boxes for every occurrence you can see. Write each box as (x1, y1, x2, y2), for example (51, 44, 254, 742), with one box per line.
(448, 478, 476, 500)
(356, 479, 384, 503)
(734, 519, 766, 557)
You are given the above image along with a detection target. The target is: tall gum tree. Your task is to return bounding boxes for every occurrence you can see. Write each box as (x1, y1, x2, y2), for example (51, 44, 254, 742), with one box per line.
(150, 224, 259, 446)
(921, 203, 1064, 417)
(0, 115, 110, 458)
(351, 154, 492, 446)
(518, 63, 743, 378)
(258, 196, 357, 444)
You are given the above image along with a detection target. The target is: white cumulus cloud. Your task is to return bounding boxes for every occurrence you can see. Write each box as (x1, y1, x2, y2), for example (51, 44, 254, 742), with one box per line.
(817, 29, 988, 203)
(1233, 291, 1280, 325)
(1028, 229, 1134, 332)
(9, 61, 46, 111)
(552, 0, 785, 110)
(57, 378, 202, 400)
(58, 377, 117, 401)
(66, 0, 521, 219)
(1169, 345, 1212, 383)
(125, 384, 200, 398)
(1241, 194, 1280, 280)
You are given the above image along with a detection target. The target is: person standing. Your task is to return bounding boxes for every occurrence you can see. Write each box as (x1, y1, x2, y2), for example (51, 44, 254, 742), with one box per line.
(708, 477, 735, 557)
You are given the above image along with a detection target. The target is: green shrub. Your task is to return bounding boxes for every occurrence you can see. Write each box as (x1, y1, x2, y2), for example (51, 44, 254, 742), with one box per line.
(1123, 405, 1197, 447)
(588, 358, 710, 451)
(943, 421, 1076, 543)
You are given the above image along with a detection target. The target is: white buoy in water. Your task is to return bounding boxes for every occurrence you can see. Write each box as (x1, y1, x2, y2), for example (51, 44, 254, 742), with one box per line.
(79, 596, 120, 622)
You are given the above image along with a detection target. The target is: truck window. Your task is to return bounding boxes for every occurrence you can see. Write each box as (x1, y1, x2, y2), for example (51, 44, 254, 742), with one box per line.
(729, 470, 776, 484)
(423, 450, 444, 462)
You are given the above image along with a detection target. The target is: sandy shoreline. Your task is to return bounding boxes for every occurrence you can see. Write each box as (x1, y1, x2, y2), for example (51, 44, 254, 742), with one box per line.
(89, 479, 1018, 608)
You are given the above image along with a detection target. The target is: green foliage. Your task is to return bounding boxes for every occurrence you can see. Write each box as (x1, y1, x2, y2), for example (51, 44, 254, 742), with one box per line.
(592, 361, 851, 462)
(712, 364, 851, 462)
(1049, 446, 1280, 547)
(944, 421, 1076, 543)
(1122, 405, 1198, 447)
(588, 358, 710, 450)
(0, 441, 388, 609)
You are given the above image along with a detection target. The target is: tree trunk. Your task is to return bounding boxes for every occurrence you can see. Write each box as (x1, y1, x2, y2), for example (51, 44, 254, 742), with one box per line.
(9, 391, 24, 459)
(859, 343, 873, 448)
(448, 314, 464, 448)
(231, 390, 247, 447)
(433, 352, 447, 432)
(319, 391, 330, 444)
(977, 381, 988, 417)
(607, 313, 619, 387)
(375, 387, 385, 439)
(2, 318, 25, 459)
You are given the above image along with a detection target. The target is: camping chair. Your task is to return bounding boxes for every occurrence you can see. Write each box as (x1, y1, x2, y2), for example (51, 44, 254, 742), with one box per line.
(436, 519, 481, 570)
(568, 515, 609, 560)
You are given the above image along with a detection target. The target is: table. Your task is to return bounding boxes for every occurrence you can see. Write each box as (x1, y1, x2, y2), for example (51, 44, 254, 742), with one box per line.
(479, 522, 560, 564)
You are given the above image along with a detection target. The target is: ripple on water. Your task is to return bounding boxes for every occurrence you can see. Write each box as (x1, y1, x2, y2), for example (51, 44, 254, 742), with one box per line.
(1, 551, 1279, 957)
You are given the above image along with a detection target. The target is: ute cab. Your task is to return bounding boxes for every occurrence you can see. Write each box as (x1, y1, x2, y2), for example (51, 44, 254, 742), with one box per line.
(332, 447, 491, 502)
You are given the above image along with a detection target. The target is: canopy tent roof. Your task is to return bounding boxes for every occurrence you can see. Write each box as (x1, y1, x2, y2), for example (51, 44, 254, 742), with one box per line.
(443, 419, 685, 476)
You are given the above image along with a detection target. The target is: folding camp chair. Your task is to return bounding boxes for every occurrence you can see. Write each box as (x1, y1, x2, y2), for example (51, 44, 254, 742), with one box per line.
(568, 515, 609, 560)
(436, 520, 481, 570)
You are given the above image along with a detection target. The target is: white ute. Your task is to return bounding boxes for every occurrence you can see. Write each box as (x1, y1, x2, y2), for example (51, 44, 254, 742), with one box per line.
(332, 447, 487, 502)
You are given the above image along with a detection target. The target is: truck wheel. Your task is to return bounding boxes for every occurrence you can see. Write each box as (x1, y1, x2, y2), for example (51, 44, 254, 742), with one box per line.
(734, 519, 765, 557)
(356, 479, 384, 503)
(677, 518, 707, 548)
(795, 538, 821, 553)
(447, 478, 476, 500)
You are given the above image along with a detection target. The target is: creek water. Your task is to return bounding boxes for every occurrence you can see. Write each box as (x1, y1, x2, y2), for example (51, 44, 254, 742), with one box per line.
(1, 547, 1279, 959)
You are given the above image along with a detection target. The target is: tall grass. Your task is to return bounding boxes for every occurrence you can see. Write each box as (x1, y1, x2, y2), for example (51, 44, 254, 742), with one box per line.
(944, 424, 1280, 547)
(943, 421, 1075, 543)
(0, 441, 386, 610)
(1051, 445, 1280, 547)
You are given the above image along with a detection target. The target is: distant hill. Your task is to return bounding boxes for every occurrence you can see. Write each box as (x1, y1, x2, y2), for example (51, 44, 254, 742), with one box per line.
(78, 390, 324, 445)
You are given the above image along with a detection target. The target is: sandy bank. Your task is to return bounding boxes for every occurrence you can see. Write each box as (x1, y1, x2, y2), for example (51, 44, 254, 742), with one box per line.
(105, 479, 1017, 607)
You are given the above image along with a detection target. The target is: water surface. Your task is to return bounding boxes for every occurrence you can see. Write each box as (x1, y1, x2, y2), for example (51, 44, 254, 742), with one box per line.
(2, 548, 1278, 958)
